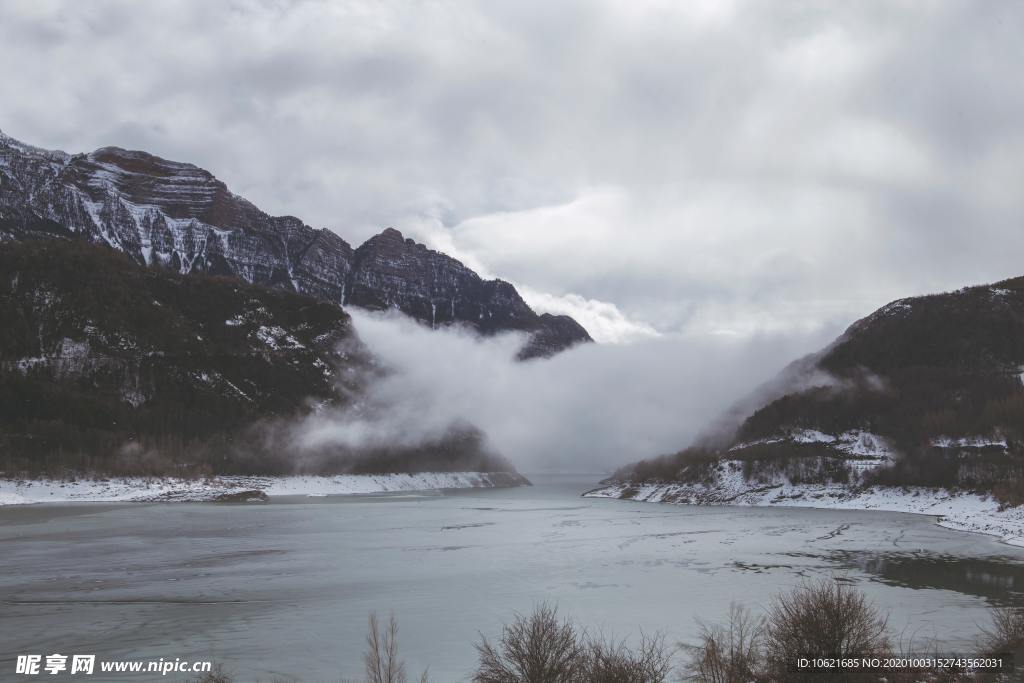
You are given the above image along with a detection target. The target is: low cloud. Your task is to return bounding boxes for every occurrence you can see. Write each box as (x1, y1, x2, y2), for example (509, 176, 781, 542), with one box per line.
(302, 310, 838, 473)
(517, 286, 660, 344)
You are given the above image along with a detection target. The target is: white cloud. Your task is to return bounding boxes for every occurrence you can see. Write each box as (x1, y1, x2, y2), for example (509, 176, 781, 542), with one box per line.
(302, 310, 835, 472)
(517, 286, 660, 344)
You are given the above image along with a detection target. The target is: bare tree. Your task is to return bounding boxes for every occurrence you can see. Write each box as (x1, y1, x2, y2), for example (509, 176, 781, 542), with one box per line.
(583, 630, 673, 682)
(681, 603, 765, 683)
(365, 612, 408, 683)
(473, 603, 586, 683)
(962, 606, 1024, 683)
(763, 579, 889, 682)
(473, 604, 674, 682)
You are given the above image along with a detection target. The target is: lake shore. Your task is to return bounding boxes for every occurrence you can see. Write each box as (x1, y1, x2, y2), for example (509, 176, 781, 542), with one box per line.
(584, 463, 1024, 547)
(0, 471, 530, 505)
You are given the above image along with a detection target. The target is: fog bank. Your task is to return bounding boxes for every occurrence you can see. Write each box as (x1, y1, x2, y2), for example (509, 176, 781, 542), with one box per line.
(302, 311, 839, 473)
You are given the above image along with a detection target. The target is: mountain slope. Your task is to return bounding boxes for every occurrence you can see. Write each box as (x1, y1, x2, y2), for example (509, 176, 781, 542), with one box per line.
(0, 130, 590, 359)
(607, 279, 1024, 501)
(0, 239, 518, 478)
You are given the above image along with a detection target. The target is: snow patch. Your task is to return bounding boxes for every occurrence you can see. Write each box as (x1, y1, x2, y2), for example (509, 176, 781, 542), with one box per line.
(876, 300, 912, 318)
(731, 430, 892, 466)
(254, 325, 304, 350)
(790, 429, 836, 444)
(931, 435, 1008, 450)
(835, 432, 892, 458)
(587, 476, 1024, 547)
(0, 472, 525, 505)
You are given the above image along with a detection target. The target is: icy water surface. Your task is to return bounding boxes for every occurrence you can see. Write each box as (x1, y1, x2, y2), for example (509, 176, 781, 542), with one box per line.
(3, 474, 1024, 681)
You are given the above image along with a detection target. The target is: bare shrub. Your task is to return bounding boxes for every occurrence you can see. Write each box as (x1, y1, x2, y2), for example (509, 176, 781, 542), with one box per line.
(982, 607, 1024, 653)
(187, 665, 233, 683)
(473, 604, 674, 682)
(764, 579, 890, 681)
(365, 612, 408, 683)
(681, 603, 765, 683)
(583, 631, 673, 682)
(472, 603, 585, 683)
(682, 582, 893, 682)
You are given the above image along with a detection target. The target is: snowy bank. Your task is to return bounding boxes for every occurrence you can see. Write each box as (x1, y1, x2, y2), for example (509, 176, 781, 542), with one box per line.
(0, 471, 529, 505)
(583, 461, 1024, 547)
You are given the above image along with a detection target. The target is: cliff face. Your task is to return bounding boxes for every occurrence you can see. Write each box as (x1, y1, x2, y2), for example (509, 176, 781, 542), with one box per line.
(0, 131, 591, 358)
(347, 228, 591, 358)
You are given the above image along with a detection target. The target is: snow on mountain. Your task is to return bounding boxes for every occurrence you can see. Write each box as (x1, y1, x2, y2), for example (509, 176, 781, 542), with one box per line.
(0, 130, 591, 358)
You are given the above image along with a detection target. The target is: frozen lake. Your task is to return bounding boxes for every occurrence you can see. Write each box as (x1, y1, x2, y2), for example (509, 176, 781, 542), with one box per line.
(3, 474, 1024, 681)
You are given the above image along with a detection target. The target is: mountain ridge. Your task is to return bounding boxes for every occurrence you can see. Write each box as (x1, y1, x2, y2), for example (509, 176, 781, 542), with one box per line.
(0, 129, 591, 359)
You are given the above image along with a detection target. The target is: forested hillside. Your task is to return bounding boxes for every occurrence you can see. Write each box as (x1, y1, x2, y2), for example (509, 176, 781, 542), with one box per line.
(0, 240, 516, 478)
(611, 280, 1024, 501)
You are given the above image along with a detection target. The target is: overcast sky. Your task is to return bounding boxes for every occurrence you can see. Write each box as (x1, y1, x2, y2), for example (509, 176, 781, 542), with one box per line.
(2, 0, 1022, 344)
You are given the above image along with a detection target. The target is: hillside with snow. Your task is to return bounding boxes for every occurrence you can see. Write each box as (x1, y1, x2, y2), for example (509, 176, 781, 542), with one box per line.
(595, 278, 1024, 521)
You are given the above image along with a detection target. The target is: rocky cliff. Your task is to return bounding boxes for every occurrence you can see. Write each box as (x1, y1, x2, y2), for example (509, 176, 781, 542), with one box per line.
(0, 130, 591, 359)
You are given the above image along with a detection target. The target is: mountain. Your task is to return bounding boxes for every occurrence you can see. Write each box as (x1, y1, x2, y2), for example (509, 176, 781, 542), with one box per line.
(346, 227, 591, 358)
(0, 130, 591, 359)
(609, 278, 1024, 502)
(0, 239, 519, 479)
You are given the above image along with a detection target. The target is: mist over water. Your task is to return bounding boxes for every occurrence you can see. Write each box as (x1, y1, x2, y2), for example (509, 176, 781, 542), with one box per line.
(300, 310, 840, 472)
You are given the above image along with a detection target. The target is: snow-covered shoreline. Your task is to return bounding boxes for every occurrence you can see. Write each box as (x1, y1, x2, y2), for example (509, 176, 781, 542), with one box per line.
(0, 471, 529, 505)
(584, 463, 1024, 548)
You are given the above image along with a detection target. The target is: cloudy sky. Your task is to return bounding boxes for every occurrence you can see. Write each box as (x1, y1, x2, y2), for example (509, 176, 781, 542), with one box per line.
(2, 1, 1023, 469)
(2, 0, 1022, 344)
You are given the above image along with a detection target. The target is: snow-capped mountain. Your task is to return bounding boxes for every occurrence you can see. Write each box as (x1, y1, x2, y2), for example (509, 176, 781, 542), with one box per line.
(0, 130, 591, 359)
